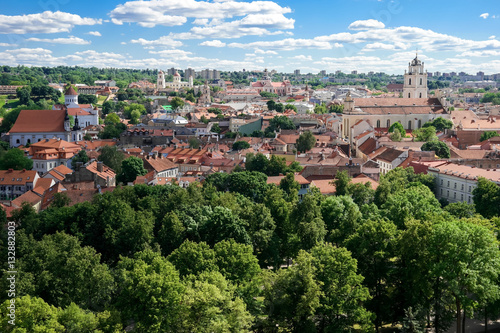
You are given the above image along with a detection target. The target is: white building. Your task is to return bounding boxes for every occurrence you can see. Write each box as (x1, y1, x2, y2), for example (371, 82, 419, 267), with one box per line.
(423, 161, 500, 204)
(52, 85, 99, 128)
(157, 70, 193, 89)
(403, 54, 428, 99)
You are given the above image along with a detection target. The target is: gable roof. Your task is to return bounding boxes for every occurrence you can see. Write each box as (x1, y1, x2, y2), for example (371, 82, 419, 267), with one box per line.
(10, 109, 66, 133)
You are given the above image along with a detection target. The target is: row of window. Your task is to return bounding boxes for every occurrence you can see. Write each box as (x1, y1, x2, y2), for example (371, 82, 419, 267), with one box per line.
(440, 179, 473, 193)
(440, 188, 472, 203)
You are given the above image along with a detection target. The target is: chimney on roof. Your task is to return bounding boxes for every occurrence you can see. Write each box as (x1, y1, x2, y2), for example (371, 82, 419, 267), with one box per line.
(97, 161, 103, 172)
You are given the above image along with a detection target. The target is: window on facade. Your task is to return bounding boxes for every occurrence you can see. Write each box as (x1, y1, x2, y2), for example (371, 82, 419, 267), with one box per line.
(461, 194, 464, 201)
(409, 78, 412, 85)
(447, 181, 450, 187)
(440, 189, 443, 195)
(469, 186, 471, 192)
(16, 139, 20, 144)
(387, 120, 390, 128)
(376, 120, 381, 128)
(418, 120, 422, 128)
(468, 197, 471, 203)
(461, 184, 464, 190)
(454, 183, 457, 189)
(447, 190, 449, 197)
(420, 78, 423, 85)
(408, 93, 411, 98)
(419, 93, 422, 98)
(454, 192, 456, 199)
(440, 179, 443, 185)
(408, 121, 412, 130)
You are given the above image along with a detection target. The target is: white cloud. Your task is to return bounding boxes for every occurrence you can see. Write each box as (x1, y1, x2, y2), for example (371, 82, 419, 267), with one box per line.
(109, 0, 292, 27)
(110, 0, 293, 39)
(130, 36, 183, 48)
(348, 19, 385, 30)
(169, 13, 294, 39)
(87, 31, 102, 36)
(200, 40, 226, 47)
(255, 49, 278, 55)
(228, 38, 335, 51)
(459, 50, 500, 57)
(0, 11, 101, 34)
(292, 55, 312, 61)
(0, 43, 16, 47)
(26, 36, 91, 45)
(361, 42, 409, 52)
(480, 13, 489, 19)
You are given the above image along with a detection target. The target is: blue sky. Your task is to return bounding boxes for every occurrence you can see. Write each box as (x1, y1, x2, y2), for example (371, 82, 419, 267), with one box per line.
(0, 0, 499, 74)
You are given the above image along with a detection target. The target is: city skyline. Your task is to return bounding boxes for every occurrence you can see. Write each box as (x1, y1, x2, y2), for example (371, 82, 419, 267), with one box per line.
(0, 0, 499, 74)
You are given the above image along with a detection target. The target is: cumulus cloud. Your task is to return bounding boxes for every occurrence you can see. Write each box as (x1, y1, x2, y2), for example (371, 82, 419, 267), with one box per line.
(200, 40, 226, 47)
(228, 38, 336, 51)
(109, 0, 293, 38)
(0, 11, 101, 34)
(348, 19, 385, 30)
(26, 36, 91, 45)
(109, 0, 292, 26)
(168, 13, 294, 39)
(489, 35, 496, 39)
(130, 36, 183, 48)
(480, 13, 489, 19)
(87, 31, 102, 36)
(255, 49, 278, 55)
(292, 55, 312, 61)
(459, 50, 500, 57)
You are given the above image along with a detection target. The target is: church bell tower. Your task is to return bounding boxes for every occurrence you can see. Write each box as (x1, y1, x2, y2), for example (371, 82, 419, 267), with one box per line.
(403, 53, 428, 99)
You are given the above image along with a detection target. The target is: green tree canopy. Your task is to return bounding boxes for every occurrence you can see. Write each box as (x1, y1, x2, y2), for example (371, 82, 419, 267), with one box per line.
(71, 149, 89, 169)
(0, 148, 33, 170)
(232, 140, 250, 151)
(421, 140, 451, 158)
(97, 145, 124, 175)
(118, 156, 147, 184)
(473, 177, 500, 218)
(480, 131, 500, 142)
(295, 131, 316, 152)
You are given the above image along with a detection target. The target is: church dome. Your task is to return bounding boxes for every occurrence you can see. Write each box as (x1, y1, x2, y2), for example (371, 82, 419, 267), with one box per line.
(173, 72, 180, 77)
(411, 56, 422, 66)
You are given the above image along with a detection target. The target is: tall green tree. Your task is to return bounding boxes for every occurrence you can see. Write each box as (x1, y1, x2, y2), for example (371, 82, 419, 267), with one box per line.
(473, 177, 500, 218)
(310, 243, 373, 332)
(114, 250, 185, 332)
(295, 131, 316, 153)
(346, 219, 399, 332)
(118, 156, 147, 184)
(428, 221, 500, 333)
(97, 145, 124, 175)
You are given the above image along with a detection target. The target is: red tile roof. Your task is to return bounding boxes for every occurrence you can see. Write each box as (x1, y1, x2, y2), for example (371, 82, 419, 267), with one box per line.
(0, 169, 38, 185)
(10, 109, 66, 133)
(65, 85, 78, 96)
(11, 191, 42, 208)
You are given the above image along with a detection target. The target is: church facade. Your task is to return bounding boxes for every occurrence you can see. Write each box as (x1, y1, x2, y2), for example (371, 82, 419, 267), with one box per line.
(157, 70, 193, 90)
(341, 55, 448, 141)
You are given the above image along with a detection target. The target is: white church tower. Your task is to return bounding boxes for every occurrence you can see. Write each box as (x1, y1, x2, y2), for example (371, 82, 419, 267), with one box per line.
(403, 54, 428, 99)
(157, 70, 166, 89)
(64, 85, 79, 107)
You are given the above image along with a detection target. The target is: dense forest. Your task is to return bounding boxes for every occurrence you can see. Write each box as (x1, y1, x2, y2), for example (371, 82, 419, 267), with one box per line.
(1, 167, 500, 332)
